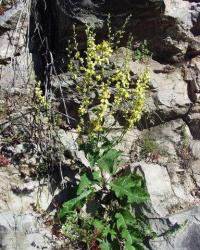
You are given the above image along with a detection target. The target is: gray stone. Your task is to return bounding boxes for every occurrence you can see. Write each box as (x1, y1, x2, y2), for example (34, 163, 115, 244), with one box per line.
(184, 56, 200, 103)
(190, 160, 200, 187)
(167, 163, 195, 202)
(133, 161, 197, 217)
(133, 162, 179, 217)
(129, 60, 191, 122)
(0, 212, 58, 250)
(57, 129, 91, 166)
(132, 160, 200, 250)
(142, 119, 191, 161)
(150, 206, 200, 250)
(0, 53, 33, 93)
(29, 0, 200, 73)
(186, 103, 200, 140)
(190, 140, 200, 160)
(112, 128, 141, 155)
(0, 1, 23, 30)
(57, 129, 78, 156)
(0, 165, 65, 249)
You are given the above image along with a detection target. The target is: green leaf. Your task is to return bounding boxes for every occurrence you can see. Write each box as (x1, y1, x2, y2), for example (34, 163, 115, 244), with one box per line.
(92, 220, 116, 240)
(77, 173, 93, 195)
(59, 189, 92, 218)
(125, 243, 136, 250)
(102, 225, 116, 239)
(115, 210, 135, 230)
(115, 211, 145, 248)
(122, 229, 133, 245)
(128, 228, 144, 244)
(92, 171, 102, 182)
(88, 151, 99, 167)
(116, 212, 127, 230)
(128, 187, 149, 203)
(111, 175, 149, 203)
(97, 149, 122, 174)
(93, 219, 105, 233)
(99, 240, 112, 250)
(115, 211, 140, 248)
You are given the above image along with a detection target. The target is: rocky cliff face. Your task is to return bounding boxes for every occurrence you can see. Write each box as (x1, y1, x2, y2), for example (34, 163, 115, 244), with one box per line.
(29, 1, 200, 249)
(30, 0, 200, 140)
(30, 0, 199, 63)
(0, 1, 200, 250)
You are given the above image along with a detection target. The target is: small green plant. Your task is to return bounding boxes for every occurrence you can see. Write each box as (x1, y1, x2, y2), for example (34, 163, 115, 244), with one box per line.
(134, 40, 151, 62)
(140, 136, 160, 157)
(140, 134, 167, 160)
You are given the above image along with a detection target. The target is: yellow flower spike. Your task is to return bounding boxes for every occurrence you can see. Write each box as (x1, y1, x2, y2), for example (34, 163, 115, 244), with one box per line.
(126, 70, 150, 128)
(76, 125, 82, 133)
(67, 24, 149, 136)
(96, 75, 102, 81)
(35, 82, 49, 109)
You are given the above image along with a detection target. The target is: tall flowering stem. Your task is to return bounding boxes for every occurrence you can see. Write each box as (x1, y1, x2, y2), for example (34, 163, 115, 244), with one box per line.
(67, 24, 149, 138)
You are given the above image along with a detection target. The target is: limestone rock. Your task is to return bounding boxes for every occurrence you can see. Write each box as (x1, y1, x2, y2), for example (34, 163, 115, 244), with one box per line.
(150, 206, 200, 250)
(29, 0, 200, 71)
(190, 160, 200, 187)
(132, 161, 200, 250)
(0, 212, 60, 250)
(141, 119, 192, 161)
(133, 162, 179, 217)
(186, 103, 200, 139)
(190, 140, 200, 160)
(184, 56, 200, 103)
(129, 59, 191, 123)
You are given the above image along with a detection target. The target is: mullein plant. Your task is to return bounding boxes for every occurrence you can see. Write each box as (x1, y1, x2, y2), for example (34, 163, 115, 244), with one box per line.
(60, 20, 153, 250)
(67, 24, 149, 137)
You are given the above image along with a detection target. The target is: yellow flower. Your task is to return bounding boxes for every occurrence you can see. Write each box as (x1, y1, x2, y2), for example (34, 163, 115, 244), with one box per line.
(35, 82, 49, 108)
(96, 75, 102, 81)
(126, 70, 149, 128)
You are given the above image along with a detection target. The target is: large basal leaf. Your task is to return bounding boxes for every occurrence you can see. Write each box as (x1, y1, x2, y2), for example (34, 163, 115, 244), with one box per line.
(97, 149, 122, 174)
(59, 189, 93, 218)
(128, 228, 145, 244)
(111, 175, 149, 203)
(115, 210, 145, 249)
(77, 173, 93, 195)
(122, 229, 133, 246)
(79, 140, 100, 167)
(93, 219, 105, 233)
(125, 243, 136, 250)
(99, 240, 112, 250)
(128, 187, 149, 203)
(115, 210, 135, 230)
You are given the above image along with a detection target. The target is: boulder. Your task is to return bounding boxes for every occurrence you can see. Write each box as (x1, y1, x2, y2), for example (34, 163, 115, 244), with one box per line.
(0, 0, 32, 95)
(190, 160, 200, 187)
(150, 207, 200, 250)
(184, 56, 200, 103)
(140, 119, 192, 161)
(0, 212, 60, 250)
(186, 103, 200, 139)
(132, 162, 194, 218)
(129, 59, 191, 123)
(190, 140, 200, 160)
(132, 161, 200, 250)
(29, 0, 200, 76)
